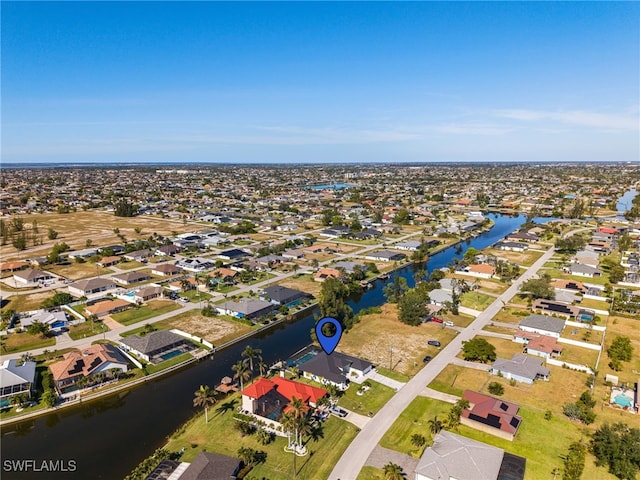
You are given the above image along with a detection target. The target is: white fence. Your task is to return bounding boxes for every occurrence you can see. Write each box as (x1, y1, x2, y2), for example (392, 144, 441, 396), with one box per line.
(547, 358, 594, 375)
(557, 337, 602, 351)
(170, 328, 213, 349)
(565, 320, 606, 332)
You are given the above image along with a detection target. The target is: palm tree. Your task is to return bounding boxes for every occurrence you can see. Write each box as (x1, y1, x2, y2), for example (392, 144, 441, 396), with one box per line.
(428, 415, 443, 435)
(410, 433, 426, 449)
(383, 461, 405, 480)
(257, 360, 269, 377)
(241, 345, 262, 379)
(288, 396, 307, 446)
(231, 361, 250, 391)
(193, 385, 217, 423)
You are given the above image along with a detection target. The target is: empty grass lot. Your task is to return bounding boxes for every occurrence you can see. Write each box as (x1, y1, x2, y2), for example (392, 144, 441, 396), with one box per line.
(459, 291, 495, 311)
(110, 300, 180, 325)
(149, 311, 255, 345)
(338, 303, 459, 377)
(46, 262, 113, 280)
(164, 392, 360, 480)
(68, 320, 109, 340)
(429, 365, 490, 397)
(0, 331, 56, 354)
(2, 291, 55, 313)
(482, 248, 544, 267)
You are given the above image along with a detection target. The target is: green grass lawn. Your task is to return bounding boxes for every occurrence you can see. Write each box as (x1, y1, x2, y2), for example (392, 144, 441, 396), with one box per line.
(460, 291, 494, 311)
(1, 332, 56, 354)
(579, 297, 610, 311)
(111, 300, 180, 325)
(375, 367, 410, 383)
(338, 380, 395, 415)
(68, 320, 109, 340)
(379, 397, 451, 457)
(145, 352, 193, 374)
(356, 466, 385, 479)
(164, 392, 360, 480)
(428, 365, 490, 396)
(180, 289, 213, 301)
(120, 323, 159, 337)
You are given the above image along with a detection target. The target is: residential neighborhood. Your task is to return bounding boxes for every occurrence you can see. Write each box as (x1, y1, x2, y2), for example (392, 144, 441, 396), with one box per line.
(0, 163, 639, 480)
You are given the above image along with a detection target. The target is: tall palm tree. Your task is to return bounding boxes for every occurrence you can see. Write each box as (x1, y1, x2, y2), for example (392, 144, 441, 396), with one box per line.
(383, 462, 405, 480)
(428, 415, 443, 435)
(288, 396, 307, 445)
(241, 345, 263, 379)
(193, 385, 217, 424)
(231, 361, 250, 391)
(257, 360, 269, 377)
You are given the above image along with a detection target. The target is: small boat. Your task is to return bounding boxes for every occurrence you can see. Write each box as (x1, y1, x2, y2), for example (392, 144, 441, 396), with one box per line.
(378, 273, 390, 280)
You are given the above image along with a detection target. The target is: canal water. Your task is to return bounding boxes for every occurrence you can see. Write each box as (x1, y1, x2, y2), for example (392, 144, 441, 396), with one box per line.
(617, 188, 637, 216)
(1, 213, 539, 479)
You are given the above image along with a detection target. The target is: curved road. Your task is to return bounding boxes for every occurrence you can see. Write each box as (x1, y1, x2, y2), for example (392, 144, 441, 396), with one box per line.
(328, 244, 557, 480)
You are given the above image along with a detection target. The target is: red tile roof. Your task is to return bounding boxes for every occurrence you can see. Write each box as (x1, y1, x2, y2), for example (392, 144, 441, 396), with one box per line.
(462, 390, 522, 436)
(241, 377, 327, 405)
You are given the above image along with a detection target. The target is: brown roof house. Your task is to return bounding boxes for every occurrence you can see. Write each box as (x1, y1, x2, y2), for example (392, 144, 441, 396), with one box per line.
(49, 344, 129, 394)
(85, 298, 132, 318)
(460, 390, 523, 441)
(151, 263, 183, 277)
(111, 271, 152, 286)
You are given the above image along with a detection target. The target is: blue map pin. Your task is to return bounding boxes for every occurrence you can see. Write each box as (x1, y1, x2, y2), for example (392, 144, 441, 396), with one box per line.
(315, 317, 343, 355)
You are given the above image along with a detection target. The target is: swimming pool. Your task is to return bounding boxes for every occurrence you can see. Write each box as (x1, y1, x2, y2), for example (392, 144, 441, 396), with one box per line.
(160, 350, 183, 361)
(124, 292, 135, 298)
(295, 352, 316, 366)
(614, 394, 633, 408)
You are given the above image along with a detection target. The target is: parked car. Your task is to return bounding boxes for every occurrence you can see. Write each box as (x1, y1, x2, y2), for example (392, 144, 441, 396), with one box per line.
(444, 321, 454, 327)
(427, 340, 441, 347)
(423, 355, 432, 363)
(430, 317, 444, 324)
(422, 316, 443, 324)
(329, 406, 348, 418)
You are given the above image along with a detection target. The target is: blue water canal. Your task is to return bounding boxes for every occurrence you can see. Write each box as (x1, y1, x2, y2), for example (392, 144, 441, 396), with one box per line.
(1, 213, 539, 479)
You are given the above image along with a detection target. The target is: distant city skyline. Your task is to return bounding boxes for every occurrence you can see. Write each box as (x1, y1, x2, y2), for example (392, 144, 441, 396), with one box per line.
(2, 1, 639, 164)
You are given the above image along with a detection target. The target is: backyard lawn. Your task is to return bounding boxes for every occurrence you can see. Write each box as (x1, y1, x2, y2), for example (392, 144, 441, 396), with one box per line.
(164, 392, 360, 480)
(337, 380, 395, 415)
(111, 300, 180, 325)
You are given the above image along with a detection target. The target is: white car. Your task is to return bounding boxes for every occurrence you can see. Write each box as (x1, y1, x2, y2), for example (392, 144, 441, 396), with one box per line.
(444, 321, 454, 327)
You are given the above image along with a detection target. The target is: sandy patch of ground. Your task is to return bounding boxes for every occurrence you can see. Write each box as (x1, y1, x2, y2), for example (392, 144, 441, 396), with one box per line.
(338, 303, 457, 377)
(276, 275, 322, 297)
(164, 313, 252, 344)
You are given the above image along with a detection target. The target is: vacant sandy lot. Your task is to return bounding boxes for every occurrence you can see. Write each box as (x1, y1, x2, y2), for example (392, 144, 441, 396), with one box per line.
(338, 303, 458, 376)
(1, 211, 195, 262)
(163, 312, 253, 345)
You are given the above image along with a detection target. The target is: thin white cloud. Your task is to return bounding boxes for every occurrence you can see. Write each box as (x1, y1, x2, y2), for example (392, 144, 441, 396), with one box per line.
(495, 109, 639, 130)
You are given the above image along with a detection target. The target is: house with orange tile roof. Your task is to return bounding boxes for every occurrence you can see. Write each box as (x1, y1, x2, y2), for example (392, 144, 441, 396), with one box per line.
(207, 267, 238, 285)
(314, 267, 343, 282)
(458, 263, 496, 279)
(0, 261, 28, 272)
(49, 344, 129, 394)
(241, 377, 327, 425)
(85, 298, 132, 318)
(513, 330, 563, 359)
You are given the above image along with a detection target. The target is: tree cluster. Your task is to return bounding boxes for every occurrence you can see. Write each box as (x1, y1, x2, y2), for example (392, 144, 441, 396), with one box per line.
(318, 278, 354, 330)
(562, 441, 586, 480)
(607, 336, 633, 371)
(462, 338, 497, 363)
(113, 198, 139, 217)
(590, 423, 640, 480)
(520, 272, 554, 300)
(555, 235, 586, 254)
(562, 390, 596, 424)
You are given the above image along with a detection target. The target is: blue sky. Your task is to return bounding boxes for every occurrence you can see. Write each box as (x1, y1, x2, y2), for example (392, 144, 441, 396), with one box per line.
(2, 1, 639, 164)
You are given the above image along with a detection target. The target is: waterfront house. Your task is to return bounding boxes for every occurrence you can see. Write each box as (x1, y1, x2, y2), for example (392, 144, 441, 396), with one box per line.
(314, 268, 343, 282)
(216, 299, 275, 321)
(49, 344, 129, 393)
(0, 359, 36, 402)
(298, 350, 374, 389)
(172, 451, 241, 480)
(119, 330, 194, 363)
(240, 376, 327, 423)
(261, 285, 309, 307)
(364, 250, 406, 262)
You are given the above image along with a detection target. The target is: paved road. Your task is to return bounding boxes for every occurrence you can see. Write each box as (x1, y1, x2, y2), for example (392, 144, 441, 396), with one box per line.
(328, 244, 557, 480)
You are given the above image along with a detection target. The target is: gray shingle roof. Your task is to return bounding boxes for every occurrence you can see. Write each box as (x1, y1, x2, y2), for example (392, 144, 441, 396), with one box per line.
(415, 430, 504, 480)
(120, 330, 186, 355)
(519, 314, 565, 335)
(0, 360, 37, 389)
(492, 354, 550, 381)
